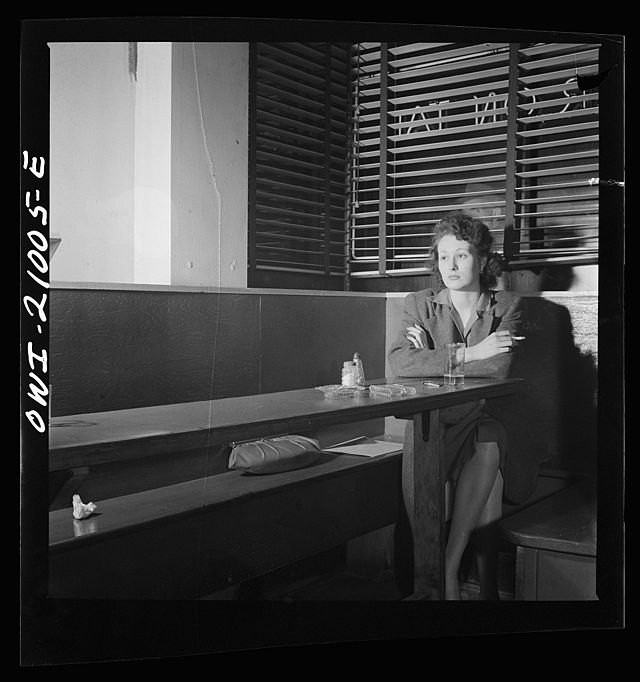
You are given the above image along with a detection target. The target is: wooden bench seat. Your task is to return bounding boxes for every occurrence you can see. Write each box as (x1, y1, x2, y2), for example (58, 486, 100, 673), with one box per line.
(47, 379, 525, 601)
(49, 450, 402, 600)
(500, 477, 597, 600)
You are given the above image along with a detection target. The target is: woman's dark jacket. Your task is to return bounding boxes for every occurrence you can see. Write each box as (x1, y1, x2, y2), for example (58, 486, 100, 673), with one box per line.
(388, 287, 544, 504)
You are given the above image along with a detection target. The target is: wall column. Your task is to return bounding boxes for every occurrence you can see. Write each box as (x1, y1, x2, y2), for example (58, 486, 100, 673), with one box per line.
(133, 42, 172, 284)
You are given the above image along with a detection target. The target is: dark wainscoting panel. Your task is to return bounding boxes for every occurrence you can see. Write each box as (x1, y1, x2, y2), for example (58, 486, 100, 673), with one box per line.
(50, 289, 261, 416)
(260, 294, 386, 393)
(48, 288, 388, 506)
(50, 289, 387, 418)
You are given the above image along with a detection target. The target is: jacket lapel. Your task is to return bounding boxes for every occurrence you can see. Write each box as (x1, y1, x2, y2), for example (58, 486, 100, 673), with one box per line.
(468, 294, 497, 345)
(423, 290, 459, 346)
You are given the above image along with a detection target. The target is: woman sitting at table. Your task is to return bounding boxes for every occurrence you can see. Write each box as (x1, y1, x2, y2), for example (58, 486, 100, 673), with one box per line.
(388, 211, 537, 600)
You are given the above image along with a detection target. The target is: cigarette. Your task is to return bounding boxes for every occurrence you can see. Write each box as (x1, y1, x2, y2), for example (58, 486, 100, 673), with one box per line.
(511, 335, 526, 341)
(423, 381, 442, 387)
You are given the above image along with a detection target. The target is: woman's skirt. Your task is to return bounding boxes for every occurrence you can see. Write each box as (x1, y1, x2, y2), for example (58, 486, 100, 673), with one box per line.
(402, 400, 508, 490)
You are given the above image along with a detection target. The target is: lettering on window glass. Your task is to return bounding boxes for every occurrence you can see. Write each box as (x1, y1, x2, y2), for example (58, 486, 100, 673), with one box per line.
(396, 86, 592, 137)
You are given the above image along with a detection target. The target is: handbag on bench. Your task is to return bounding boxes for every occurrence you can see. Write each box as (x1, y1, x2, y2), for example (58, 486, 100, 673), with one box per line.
(228, 434, 322, 475)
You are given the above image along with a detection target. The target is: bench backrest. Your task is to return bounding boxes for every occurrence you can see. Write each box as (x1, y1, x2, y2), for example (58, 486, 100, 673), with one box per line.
(50, 287, 387, 416)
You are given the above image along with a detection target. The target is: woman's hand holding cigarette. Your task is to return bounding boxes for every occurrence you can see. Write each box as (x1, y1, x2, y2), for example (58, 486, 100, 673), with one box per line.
(406, 324, 525, 356)
(465, 330, 522, 361)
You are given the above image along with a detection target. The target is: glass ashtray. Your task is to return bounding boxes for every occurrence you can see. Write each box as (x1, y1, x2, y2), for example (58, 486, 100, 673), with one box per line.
(315, 384, 358, 398)
(368, 383, 417, 397)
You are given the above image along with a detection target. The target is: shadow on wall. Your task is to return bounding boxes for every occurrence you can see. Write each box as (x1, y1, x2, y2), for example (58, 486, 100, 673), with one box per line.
(537, 265, 577, 291)
(507, 294, 598, 477)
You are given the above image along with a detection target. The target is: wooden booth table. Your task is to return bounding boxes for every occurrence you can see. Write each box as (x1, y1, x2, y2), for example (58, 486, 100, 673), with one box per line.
(49, 377, 524, 601)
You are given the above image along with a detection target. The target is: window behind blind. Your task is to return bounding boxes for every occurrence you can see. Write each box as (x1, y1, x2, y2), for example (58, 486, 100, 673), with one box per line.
(348, 41, 600, 279)
(512, 42, 600, 267)
(248, 42, 351, 288)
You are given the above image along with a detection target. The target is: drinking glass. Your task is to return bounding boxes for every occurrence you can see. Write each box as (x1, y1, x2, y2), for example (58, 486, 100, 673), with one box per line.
(444, 343, 465, 387)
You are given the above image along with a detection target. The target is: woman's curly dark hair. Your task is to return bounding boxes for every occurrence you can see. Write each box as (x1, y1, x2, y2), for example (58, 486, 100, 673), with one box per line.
(431, 211, 505, 290)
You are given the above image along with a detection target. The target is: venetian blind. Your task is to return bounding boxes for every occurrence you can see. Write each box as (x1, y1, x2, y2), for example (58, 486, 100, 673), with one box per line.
(511, 42, 600, 266)
(348, 41, 600, 278)
(248, 42, 351, 286)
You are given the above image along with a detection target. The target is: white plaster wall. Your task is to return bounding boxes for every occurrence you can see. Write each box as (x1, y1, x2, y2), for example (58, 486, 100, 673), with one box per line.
(50, 41, 249, 288)
(171, 42, 248, 287)
(49, 42, 136, 283)
(133, 43, 172, 285)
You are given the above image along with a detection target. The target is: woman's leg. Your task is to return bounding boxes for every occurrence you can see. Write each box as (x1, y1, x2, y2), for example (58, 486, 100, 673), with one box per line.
(473, 469, 504, 600)
(445, 441, 501, 600)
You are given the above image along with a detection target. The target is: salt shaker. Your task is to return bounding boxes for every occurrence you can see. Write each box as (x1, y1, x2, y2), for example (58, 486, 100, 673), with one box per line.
(342, 360, 357, 387)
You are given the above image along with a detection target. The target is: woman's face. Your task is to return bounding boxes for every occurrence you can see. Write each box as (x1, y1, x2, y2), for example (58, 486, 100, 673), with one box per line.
(436, 233, 486, 292)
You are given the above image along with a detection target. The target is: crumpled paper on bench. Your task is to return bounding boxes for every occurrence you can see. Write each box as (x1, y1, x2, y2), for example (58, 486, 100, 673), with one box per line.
(73, 517, 99, 537)
(72, 494, 97, 520)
